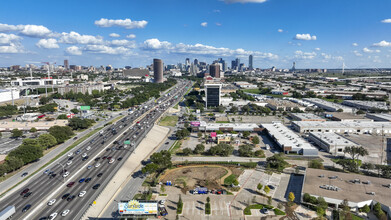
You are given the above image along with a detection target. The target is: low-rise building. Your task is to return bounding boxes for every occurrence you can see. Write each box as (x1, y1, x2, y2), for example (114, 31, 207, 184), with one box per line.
(308, 132, 359, 155)
(0, 88, 20, 103)
(323, 112, 373, 122)
(262, 122, 318, 156)
(292, 121, 391, 134)
(266, 99, 306, 111)
(0, 120, 68, 132)
(57, 83, 111, 95)
(366, 113, 391, 122)
(289, 113, 326, 121)
(303, 98, 354, 113)
(342, 100, 388, 111)
(234, 81, 258, 88)
(197, 121, 262, 132)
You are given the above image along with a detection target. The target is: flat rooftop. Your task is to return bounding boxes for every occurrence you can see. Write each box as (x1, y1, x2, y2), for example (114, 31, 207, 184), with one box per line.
(324, 112, 372, 121)
(309, 132, 358, 146)
(366, 113, 391, 121)
(290, 113, 325, 121)
(303, 168, 391, 207)
(0, 120, 68, 131)
(293, 121, 391, 129)
(303, 98, 354, 112)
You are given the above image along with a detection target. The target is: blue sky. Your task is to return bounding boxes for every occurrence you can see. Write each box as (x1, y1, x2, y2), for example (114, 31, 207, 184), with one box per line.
(0, 0, 391, 69)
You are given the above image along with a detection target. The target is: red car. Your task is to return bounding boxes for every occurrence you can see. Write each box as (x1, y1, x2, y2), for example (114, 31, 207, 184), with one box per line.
(20, 188, 29, 195)
(37, 114, 45, 119)
(67, 182, 75, 187)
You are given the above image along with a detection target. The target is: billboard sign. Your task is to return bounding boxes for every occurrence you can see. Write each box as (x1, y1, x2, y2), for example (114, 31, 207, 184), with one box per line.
(211, 132, 217, 138)
(190, 121, 200, 127)
(118, 200, 158, 215)
(124, 140, 131, 145)
(80, 106, 90, 110)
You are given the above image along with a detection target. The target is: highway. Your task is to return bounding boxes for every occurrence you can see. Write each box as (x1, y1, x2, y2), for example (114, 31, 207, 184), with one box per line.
(0, 79, 191, 220)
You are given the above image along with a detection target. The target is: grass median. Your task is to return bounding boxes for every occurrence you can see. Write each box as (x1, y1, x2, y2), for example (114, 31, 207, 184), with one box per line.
(159, 116, 178, 127)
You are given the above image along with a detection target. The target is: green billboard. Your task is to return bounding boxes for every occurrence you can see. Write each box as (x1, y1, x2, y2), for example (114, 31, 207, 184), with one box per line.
(80, 106, 90, 110)
(124, 140, 131, 145)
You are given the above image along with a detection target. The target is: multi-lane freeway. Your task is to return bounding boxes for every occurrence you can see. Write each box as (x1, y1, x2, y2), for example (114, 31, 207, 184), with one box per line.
(0, 79, 191, 220)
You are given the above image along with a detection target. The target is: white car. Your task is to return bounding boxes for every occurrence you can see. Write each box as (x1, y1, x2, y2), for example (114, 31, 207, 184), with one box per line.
(66, 161, 72, 166)
(86, 146, 91, 151)
(62, 172, 69, 178)
(79, 191, 86, 197)
(95, 163, 101, 168)
(82, 153, 87, 158)
(49, 212, 58, 220)
(109, 159, 115, 164)
(87, 165, 92, 170)
(67, 152, 73, 157)
(61, 209, 70, 217)
(47, 199, 56, 206)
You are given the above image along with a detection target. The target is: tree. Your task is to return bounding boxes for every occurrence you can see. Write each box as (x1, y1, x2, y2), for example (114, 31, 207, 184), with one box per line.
(29, 127, 37, 133)
(251, 136, 260, 145)
(232, 179, 239, 186)
(182, 148, 192, 156)
(150, 150, 172, 172)
(11, 129, 23, 138)
(141, 163, 159, 174)
(206, 196, 210, 203)
(5, 156, 24, 172)
(308, 159, 324, 169)
(317, 197, 328, 210)
(160, 184, 165, 193)
(266, 153, 289, 171)
(257, 183, 263, 191)
(267, 197, 272, 206)
(361, 204, 370, 213)
(356, 110, 365, 115)
(39, 96, 52, 105)
(288, 192, 295, 203)
(242, 131, 250, 138)
(337, 108, 344, 112)
(238, 144, 254, 157)
(68, 117, 94, 130)
(254, 149, 265, 158)
(38, 133, 57, 150)
(177, 195, 183, 214)
(70, 108, 79, 114)
(197, 132, 202, 139)
(264, 185, 270, 194)
(316, 207, 325, 218)
(176, 129, 190, 140)
(374, 202, 386, 220)
(48, 126, 74, 143)
(193, 144, 205, 154)
(230, 106, 238, 114)
(8, 143, 43, 164)
(57, 114, 68, 119)
(361, 162, 375, 172)
(208, 143, 234, 156)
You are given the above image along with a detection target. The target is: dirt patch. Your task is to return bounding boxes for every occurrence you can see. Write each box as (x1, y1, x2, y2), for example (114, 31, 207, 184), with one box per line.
(161, 166, 229, 190)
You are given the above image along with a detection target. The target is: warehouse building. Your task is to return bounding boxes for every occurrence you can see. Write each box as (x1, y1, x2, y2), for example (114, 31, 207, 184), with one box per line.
(289, 113, 326, 121)
(308, 132, 360, 156)
(0, 89, 20, 103)
(342, 100, 388, 111)
(197, 121, 263, 132)
(303, 168, 391, 218)
(366, 113, 391, 122)
(265, 99, 306, 111)
(303, 98, 354, 113)
(262, 122, 318, 156)
(292, 121, 391, 134)
(323, 112, 373, 122)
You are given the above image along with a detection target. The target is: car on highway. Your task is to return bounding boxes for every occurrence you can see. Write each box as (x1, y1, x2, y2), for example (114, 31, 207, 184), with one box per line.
(23, 192, 32, 198)
(82, 153, 87, 158)
(105, 148, 110, 152)
(22, 204, 31, 212)
(75, 150, 81, 155)
(73, 136, 78, 140)
(62, 193, 70, 200)
(67, 182, 75, 187)
(68, 156, 74, 161)
(48, 212, 57, 220)
(95, 163, 101, 168)
(61, 209, 70, 217)
(79, 191, 86, 197)
(67, 195, 75, 201)
(94, 157, 100, 161)
(47, 199, 56, 206)
(79, 178, 85, 183)
(97, 173, 103, 177)
(86, 146, 91, 151)
(107, 156, 112, 160)
(67, 152, 73, 157)
(66, 161, 72, 166)
(21, 172, 28, 177)
(82, 156, 89, 161)
(92, 184, 101, 189)
(117, 157, 123, 161)
(85, 177, 92, 183)
(102, 156, 107, 160)
(20, 188, 29, 195)
(44, 169, 50, 174)
(109, 158, 115, 164)
(62, 172, 69, 178)
(165, 142, 169, 145)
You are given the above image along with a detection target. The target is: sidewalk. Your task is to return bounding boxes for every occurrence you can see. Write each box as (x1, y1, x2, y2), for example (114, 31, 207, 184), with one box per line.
(0, 111, 124, 197)
(82, 125, 170, 219)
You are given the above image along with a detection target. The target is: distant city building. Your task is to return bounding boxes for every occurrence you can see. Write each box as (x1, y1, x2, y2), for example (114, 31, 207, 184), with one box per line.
(153, 59, 163, 83)
(123, 68, 150, 79)
(249, 55, 253, 70)
(209, 63, 220, 78)
(64, 60, 69, 70)
(291, 62, 296, 71)
(205, 84, 222, 107)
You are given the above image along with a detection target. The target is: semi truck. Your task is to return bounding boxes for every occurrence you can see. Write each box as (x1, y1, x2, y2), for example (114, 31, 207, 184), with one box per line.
(0, 206, 15, 220)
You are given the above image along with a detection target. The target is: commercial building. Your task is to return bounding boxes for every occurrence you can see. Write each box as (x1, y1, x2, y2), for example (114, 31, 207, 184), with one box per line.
(196, 121, 262, 132)
(303, 168, 391, 218)
(234, 81, 258, 89)
(265, 99, 306, 111)
(209, 63, 220, 78)
(10, 77, 69, 86)
(0, 120, 68, 132)
(292, 121, 391, 134)
(153, 59, 163, 83)
(289, 113, 326, 122)
(342, 100, 388, 111)
(308, 132, 359, 155)
(205, 84, 222, 107)
(57, 83, 111, 95)
(262, 122, 318, 156)
(0, 89, 20, 103)
(303, 98, 354, 113)
(366, 113, 391, 122)
(249, 55, 253, 70)
(123, 68, 150, 79)
(64, 59, 69, 70)
(323, 112, 373, 122)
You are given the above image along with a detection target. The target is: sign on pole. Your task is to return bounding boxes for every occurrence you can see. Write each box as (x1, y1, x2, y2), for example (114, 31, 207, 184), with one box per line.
(80, 106, 90, 110)
(124, 140, 131, 145)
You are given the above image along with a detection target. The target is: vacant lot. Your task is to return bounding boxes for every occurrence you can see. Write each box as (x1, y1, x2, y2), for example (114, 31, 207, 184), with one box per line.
(159, 115, 178, 127)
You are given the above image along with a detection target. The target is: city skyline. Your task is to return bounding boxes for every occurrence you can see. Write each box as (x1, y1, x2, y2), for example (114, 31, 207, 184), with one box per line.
(0, 0, 391, 68)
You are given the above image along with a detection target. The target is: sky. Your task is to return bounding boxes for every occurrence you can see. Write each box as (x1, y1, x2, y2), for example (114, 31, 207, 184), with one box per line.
(0, 0, 391, 69)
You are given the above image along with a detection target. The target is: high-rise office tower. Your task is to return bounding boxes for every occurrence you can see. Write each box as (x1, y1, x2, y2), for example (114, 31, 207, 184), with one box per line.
(153, 59, 163, 83)
(249, 55, 253, 70)
(194, 59, 199, 66)
(209, 63, 220, 78)
(64, 60, 69, 70)
(205, 84, 222, 107)
(292, 62, 296, 71)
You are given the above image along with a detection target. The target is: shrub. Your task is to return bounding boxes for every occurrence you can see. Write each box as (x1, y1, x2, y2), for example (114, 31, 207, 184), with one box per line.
(274, 208, 286, 215)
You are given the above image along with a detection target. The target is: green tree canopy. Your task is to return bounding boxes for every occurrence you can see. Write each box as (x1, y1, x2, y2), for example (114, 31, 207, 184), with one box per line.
(38, 133, 57, 150)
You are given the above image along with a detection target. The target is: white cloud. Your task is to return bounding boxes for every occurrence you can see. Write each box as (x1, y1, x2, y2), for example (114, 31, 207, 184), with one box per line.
(201, 22, 208, 27)
(143, 38, 172, 50)
(373, 40, 391, 47)
(294, 50, 316, 59)
(126, 34, 136, 39)
(222, 0, 267, 3)
(381, 19, 391, 23)
(59, 31, 104, 45)
(295, 34, 316, 41)
(278, 29, 283, 33)
(110, 39, 136, 48)
(353, 50, 363, 57)
(36, 38, 59, 49)
(0, 33, 21, 45)
(213, 9, 221, 13)
(65, 46, 82, 55)
(320, 53, 343, 61)
(0, 33, 24, 53)
(363, 47, 380, 53)
(109, 33, 120, 38)
(84, 45, 131, 55)
(352, 43, 358, 47)
(94, 18, 148, 29)
(0, 23, 52, 38)
(0, 43, 24, 53)
(215, 22, 222, 26)
(314, 48, 320, 51)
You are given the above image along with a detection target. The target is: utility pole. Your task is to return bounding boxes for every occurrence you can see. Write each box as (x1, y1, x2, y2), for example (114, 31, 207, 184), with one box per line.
(381, 124, 385, 165)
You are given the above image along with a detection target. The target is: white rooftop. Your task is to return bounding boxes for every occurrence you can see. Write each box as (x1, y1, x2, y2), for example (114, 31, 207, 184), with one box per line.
(310, 132, 358, 146)
(293, 121, 391, 129)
